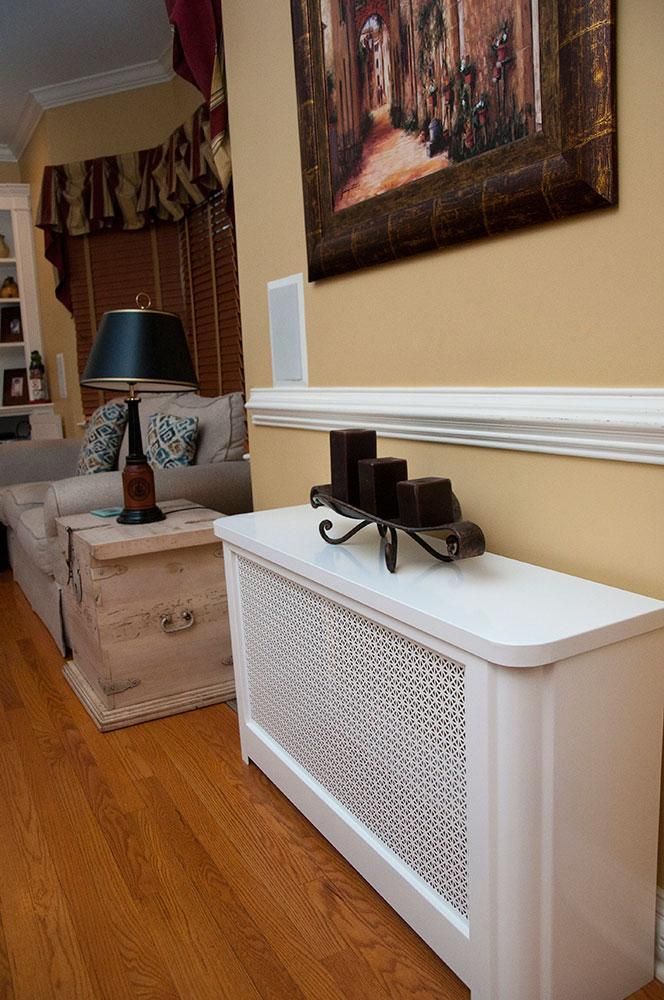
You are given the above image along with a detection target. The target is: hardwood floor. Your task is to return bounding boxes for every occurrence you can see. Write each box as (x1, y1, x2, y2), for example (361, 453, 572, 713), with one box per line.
(0, 568, 663, 1000)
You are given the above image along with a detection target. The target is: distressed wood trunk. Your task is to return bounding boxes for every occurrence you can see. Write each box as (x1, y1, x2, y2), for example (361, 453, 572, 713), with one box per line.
(56, 502, 234, 731)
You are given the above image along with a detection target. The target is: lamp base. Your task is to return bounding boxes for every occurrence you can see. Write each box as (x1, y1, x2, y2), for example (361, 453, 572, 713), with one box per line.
(119, 453, 165, 525)
(117, 505, 165, 525)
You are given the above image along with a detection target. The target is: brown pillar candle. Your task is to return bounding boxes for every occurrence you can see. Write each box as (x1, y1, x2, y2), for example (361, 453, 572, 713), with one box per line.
(397, 477, 454, 528)
(358, 457, 408, 519)
(330, 428, 377, 505)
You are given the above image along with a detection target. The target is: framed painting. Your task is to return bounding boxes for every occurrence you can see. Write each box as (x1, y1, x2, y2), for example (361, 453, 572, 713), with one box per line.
(290, 0, 616, 280)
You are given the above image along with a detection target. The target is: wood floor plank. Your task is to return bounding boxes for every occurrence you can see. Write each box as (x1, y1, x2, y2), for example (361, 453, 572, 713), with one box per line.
(137, 773, 308, 1000)
(1, 570, 663, 1000)
(0, 742, 97, 999)
(633, 985, 664, 1000)
(0, 577, 30, 643)
(23, 634, 149, 813)
(321, 946, 402, 1000)
(10, 636, 160, 901)
(158, 713, 347, 959)
(3, 638, 67, 767)
(184, 704, 458, 989)
(16, 634, 129, 790)
(0, 906, 13, 1000)
(108, 725, 155, 782)
(0, 831, 52, 1000)
(0, 701, 13, 746)
(163, 709, 323, 889)
(133, 800, 264, 1000)
(185, 706, 467, 998)
(308, 876, 468, 1000)
(126, 723, 350, 1000)
(5, 702, 179, 1000)
(0, 647, 21, 713)
(0, 776, 51, 1000)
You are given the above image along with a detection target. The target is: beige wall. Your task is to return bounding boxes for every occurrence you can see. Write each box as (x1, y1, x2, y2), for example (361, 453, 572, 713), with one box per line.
(44, 77, 201, 164)
(221, 1, 664, 881)
(17, 76, 201, 437)
(0, 162, 21, 183)
(225, 3, 664, 396)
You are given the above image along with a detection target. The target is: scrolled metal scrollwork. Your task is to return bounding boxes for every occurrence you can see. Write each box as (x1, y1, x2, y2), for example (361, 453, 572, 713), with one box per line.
(318, 517, 373, 546)
(310, 484, 485, 573)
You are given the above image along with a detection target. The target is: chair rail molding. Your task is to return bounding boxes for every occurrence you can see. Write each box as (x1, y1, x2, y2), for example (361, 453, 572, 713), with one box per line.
(247, 386, 664, 466)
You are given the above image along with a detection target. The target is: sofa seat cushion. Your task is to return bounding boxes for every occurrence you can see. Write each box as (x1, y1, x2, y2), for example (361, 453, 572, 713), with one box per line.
(15, 506, 53, 576)
(2, 481, 51, 532)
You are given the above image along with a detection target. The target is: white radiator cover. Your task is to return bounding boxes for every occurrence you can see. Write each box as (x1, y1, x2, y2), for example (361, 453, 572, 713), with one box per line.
(237, 554, 469, 919)
(217, 505, 664, 1000)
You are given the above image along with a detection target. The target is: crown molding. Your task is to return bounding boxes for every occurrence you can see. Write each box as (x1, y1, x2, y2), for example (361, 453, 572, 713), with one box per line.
(158, 42, 175, 76)
(30, 54, 175, 112)
(247, 386, 664, 466)
(10, 94, 43, 161)
(4, 52, 176, 161)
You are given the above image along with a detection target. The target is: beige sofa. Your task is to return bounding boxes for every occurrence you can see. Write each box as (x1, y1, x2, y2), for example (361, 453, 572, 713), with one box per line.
(0, 393, 252, 653)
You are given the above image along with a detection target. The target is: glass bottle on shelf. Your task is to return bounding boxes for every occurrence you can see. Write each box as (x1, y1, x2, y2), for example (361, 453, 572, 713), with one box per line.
(29, 350, 47, 401)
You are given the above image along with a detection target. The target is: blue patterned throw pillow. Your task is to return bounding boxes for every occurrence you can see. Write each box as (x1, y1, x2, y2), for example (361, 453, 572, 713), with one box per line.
(146, 412, 199, 469)
(76, 401, 128, 475)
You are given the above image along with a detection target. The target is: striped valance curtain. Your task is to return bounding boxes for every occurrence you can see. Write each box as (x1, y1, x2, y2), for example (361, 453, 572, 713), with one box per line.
(165, 0, 231, 192)
(36, 105, 222, 312)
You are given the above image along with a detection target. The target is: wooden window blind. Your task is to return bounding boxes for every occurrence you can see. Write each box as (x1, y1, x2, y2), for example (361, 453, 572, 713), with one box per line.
(67, 191, 244, 418)
(179, 193, 244, 399)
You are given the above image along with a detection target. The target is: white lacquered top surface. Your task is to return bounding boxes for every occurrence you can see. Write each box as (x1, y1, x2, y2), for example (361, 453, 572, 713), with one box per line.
(214, 504, 664, 667)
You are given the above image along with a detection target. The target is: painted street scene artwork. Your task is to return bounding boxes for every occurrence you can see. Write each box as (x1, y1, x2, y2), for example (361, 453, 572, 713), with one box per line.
(320, 0, 541, 211)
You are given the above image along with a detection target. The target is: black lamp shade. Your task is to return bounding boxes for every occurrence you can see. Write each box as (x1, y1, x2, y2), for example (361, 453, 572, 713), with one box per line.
(80, 308, 198, 392)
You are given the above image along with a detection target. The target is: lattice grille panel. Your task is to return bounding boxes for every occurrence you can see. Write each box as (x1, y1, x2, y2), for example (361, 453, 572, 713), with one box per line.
(236, 556, 468, 918)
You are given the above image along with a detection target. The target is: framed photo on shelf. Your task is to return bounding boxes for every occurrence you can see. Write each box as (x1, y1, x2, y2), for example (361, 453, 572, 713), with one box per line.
(2, 367, 29, 407)
(0, 305, 22, 343)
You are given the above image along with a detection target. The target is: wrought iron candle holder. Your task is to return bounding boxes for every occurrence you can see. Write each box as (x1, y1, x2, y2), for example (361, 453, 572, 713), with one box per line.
(310, 484, 486, 573)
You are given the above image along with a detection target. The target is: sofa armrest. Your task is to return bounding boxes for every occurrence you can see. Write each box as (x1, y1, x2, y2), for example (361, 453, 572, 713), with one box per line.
(0, 438, 81, 488)
(43, 460, 253, 538)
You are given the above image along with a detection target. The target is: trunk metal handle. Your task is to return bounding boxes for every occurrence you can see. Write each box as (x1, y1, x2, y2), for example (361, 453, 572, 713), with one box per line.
(160, 609, 194, 634)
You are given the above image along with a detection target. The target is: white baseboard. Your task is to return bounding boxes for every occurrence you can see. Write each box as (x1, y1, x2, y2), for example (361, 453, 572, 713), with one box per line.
(247, 386, 664, 466)
(656, 888, 664, 982)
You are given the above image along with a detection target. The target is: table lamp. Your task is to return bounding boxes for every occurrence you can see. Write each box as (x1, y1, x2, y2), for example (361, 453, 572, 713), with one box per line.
(80, 296, 198, 524)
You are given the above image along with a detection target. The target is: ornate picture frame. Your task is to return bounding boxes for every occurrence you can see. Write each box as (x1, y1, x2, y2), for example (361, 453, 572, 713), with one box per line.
(290, 0, 616, 281)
